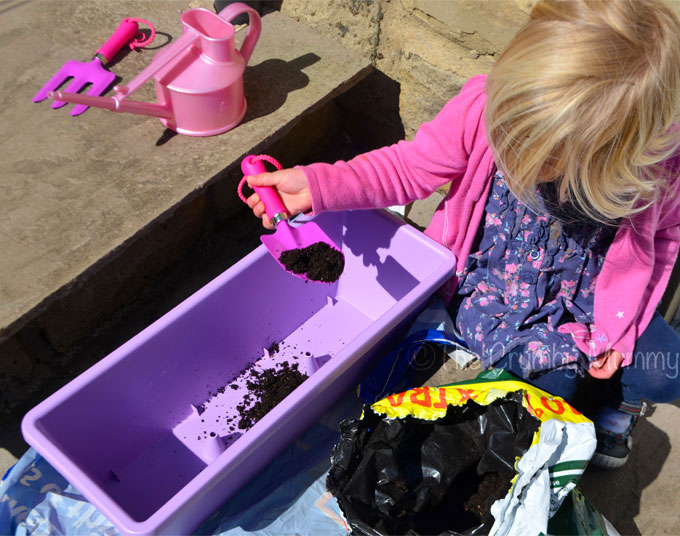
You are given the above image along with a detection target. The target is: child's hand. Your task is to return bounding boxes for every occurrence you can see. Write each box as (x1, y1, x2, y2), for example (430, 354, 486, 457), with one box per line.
(588, 349, 624, 379)
(245, 168, 312, 229)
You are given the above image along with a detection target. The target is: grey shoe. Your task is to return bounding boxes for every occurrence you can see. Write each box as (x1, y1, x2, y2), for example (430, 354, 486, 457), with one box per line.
(591, 426, 633, 469)
(591, 401, 645, 469)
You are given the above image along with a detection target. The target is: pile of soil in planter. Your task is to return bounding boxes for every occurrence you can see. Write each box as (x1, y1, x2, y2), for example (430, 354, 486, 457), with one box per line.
(279, 242, 344, 282)
(236, 361, 308, 430)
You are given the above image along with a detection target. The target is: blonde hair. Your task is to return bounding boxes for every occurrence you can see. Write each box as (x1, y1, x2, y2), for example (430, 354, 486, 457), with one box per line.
(485, 0, 680, 223)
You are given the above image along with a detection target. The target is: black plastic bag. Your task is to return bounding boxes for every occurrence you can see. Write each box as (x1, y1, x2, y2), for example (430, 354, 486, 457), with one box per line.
(327, 392, 540, 535)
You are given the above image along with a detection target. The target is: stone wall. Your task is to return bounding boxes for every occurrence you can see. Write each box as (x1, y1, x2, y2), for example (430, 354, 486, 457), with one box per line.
(280, 0, 532, 138)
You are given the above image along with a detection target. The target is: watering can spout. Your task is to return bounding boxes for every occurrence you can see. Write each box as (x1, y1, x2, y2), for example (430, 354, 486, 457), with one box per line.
(49, 91, 172, 119)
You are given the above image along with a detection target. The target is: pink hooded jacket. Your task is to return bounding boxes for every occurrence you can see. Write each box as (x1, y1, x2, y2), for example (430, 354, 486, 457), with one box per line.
(301, 75, 680, 365)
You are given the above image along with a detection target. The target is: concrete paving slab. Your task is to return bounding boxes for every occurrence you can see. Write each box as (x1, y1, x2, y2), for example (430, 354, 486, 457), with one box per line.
(580, 401, 680, 535)
(0, 0, 371, 343)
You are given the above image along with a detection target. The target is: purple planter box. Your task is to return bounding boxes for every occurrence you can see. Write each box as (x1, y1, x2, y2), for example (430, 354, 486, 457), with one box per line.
(22, 209, 456, 535)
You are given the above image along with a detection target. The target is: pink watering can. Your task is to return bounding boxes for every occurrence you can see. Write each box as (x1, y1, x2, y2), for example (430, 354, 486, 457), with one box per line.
(49, 3, 261, 136)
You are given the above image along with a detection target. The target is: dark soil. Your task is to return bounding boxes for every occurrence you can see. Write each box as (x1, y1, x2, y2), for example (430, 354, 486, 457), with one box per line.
(279, 242, 344, 282)
(236, 361, 308, 429)
(464, 471, 509, 525)
(408, 464, 511, 534)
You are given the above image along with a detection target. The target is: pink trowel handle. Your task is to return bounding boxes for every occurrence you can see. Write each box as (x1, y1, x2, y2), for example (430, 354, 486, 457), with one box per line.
(240, 155, 289, 224)
(96, 19, 140, 64)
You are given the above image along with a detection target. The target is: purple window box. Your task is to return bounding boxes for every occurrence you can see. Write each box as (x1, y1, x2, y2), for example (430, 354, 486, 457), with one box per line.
(22, 209, 456, 535)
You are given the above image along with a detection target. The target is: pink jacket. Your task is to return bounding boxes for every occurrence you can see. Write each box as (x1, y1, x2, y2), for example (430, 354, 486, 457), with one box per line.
(301, 75, 680, 365)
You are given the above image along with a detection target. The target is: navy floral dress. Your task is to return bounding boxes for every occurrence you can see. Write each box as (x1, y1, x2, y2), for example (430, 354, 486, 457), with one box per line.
(454, 171, 616, 376)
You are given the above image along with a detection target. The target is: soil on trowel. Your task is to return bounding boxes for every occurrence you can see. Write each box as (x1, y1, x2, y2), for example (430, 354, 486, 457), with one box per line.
(279, 242, 344, 282)
(236, 361, 308, 429)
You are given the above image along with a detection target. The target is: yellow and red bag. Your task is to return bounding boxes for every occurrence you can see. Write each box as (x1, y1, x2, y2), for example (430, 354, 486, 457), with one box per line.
(327, 369, 596, 536)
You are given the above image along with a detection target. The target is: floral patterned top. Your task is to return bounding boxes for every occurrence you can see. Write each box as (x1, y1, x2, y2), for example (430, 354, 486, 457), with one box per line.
(454, 172, 616, 376)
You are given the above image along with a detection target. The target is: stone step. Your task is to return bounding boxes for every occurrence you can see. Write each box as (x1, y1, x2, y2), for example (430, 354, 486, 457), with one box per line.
(0, 1, 370, 418)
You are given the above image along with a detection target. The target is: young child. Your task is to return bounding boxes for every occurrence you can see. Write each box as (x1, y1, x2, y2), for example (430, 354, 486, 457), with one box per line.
(245, 0, 680, 469)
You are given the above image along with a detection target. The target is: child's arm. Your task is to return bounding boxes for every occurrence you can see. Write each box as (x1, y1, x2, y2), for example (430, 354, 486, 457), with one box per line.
(560, 169, 680, 371)
(303, 77, 486, 214)
(612, 181, 680, 365)
(242, 75, 487, 228)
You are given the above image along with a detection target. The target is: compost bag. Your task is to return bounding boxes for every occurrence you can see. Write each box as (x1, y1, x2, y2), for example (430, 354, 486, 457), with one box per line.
(327, 370, 597, 536)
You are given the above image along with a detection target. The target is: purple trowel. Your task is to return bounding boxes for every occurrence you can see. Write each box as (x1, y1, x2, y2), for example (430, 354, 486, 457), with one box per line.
(240, 154, 345, 283)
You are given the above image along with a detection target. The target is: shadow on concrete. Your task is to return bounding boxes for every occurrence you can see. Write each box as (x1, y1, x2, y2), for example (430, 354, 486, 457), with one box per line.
(152, 53, 320, 146)
(294, 69, 405, 167)
(241, 53, 320, 125)
(578, 411, 670, 535)
(213, 0, 282, 26)
(155, 128, 179, 146)
(336, 69, 405, 150)
(132, 31, 173, 52)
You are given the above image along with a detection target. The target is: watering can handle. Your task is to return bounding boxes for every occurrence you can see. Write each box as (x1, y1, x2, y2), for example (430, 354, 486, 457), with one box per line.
(217, 2, 262, 64)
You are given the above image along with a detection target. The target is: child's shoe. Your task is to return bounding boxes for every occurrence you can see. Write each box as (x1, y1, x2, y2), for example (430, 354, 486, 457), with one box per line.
(590, 402, 645, 469)
(591, 425, 634, 468)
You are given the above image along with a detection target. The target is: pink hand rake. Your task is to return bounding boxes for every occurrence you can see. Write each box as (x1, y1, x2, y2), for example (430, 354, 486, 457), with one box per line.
(33, 18, 154, 116)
